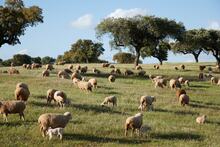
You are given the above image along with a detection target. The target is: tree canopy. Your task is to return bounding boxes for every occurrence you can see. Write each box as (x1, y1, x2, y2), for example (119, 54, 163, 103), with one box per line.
(61, 39, 105, 63)
(96, 15, 185, 66)
(113, 52, 141, 64)
(0, 0, 43, 48)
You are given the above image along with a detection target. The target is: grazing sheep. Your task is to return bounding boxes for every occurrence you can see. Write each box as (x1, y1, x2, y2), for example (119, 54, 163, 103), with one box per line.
(0, 100, 26, 122)
(154, 78, 167, 88)
(26, 64, 31, 69)
(32, 63, 42, 69)
(154, 65, 159, 69)
(179, 94, 189, 106)
(169, 79, 181, 90)
(149, 75, 156, 80)
(137, 70, 146, 76)
(199, 65, 206, 71)
(196, 115, 207, 124)
(110, 68, 121, 75)
(23, 64, 27, 68)
(180, 64, 185, 70)
(124, 69, 134, 76)
(138, 95, 156, 111)
(176, 89, 186, 99)
(88, 78, 97, 88)
(174, 66, 179, 70)
(72, 78, 80, 86)
(208, 67, 212, 72)
(42, 70, 50, 77)
(47, 89, 58, 104)
(46, 127, 64, 140)
(198, 73, 204, 80)
(184, 80, 190, 87)
(109, 65, 115, 68)
(58, 70, 70, 79)
(16, 83, 29, 90)
(80, 66, 88, 74)
(101, 96, 117, 107)
(108, 75, 115, 83)
(211, 77, 218, 84)
(64, 68, 72, 74)
(125, 113, 143, 136)
(15, 83, 30, 102)
(178, 77, 186, 84)
(45, 64, 54, 71)
(54, 91, 70, 107)
(77, 81, 92, 92)
(102, 63, 110, 68)
(38, 112, 72, 137)
(71, 72, 82, 80)
(135, 65, 142, 70)
(68, 64, 73, 70)
(93, 68, 101, 74)
(8, 68, 19, 74)
(75, 64, 81, 70)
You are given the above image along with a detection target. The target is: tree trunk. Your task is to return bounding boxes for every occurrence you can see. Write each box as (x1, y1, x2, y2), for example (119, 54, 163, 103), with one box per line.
(159, 60, 163, 65)
(134, 50, 140, 67)
(211, 50, 220, 65)
(192, 53, 199, 63)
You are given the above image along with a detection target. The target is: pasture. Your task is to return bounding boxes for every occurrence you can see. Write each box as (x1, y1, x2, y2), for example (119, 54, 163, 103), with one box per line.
(0, 63, 220, 147)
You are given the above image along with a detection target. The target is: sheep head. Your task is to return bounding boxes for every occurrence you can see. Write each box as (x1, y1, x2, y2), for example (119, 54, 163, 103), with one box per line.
(64, 112, 72, 120)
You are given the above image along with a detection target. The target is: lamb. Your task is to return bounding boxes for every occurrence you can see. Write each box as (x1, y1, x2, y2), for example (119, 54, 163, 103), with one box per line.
(169, 79, 181, 90)
(15, 83, 30, 102)
(180, 64, 185, 70)
(38, 112, 72, 137)
(71, 72, 82, 80)
(124, 69, 134, 76)
(125, 113, 143, 136)
(138, 95, 156, 111)
(42, 70, 50, 77)
(108, 75, 115, 83)
(211, 77, 218, 84)
(54, 91, 70, 107)
(135, 65, 142, 70)
(58, 70, 70, 79)
(77, 81, 92, 92)
(88, 78, 97, 88)
(46, 64, 54, 70)
(46, 89, 58, 104)
(101, 96, 117, 107)
(196, 115, 207, 124)
(92, 68, 101, 74)
(179, 94, 189, 106)
(80, 66, 88, 74)
(46, 127, 64, 140)
(0, 100, 26, 122)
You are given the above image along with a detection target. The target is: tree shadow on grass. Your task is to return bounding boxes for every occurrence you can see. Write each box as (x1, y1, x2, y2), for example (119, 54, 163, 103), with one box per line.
(190, 85, 210, 88)
(64, 133, 149, 144)
(189, 103, 220, 111)
(152, 132, 203, 141)
(154, 108, 199, 116)
(206, 120, 220, 125)
(72, 103, 128, 115)
(30, 101, 55, 108)
(0, 121, 23, 127)
(32, 94, 46, 99)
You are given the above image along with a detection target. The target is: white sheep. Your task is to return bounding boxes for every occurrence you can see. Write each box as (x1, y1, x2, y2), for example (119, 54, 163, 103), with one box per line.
(46, 127, 64, 140)
(169, 79, 181, 90)
(77, 81, 92, 92)
(125, 113, 143, 136)
(38, 112, 72, 137)
(88, 78, 97, 89)
(15, 83, 30, 102)
(101, 96, 117, 107)
(138, 95, 156, 111)
(54, 91, 70, 107)
(196, 115, 207, 124)
(211, 77, 218, 84)
(108, 75, 115, 83)
(179, 94, 189, 106)
(46, 89, 57, 104)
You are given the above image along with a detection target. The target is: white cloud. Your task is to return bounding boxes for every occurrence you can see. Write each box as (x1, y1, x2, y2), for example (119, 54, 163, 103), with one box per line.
(17, 49, 28, 54)
(107, 8, 147, 18)
(208, 21, 220, 30)
(71, 14, 93, 29)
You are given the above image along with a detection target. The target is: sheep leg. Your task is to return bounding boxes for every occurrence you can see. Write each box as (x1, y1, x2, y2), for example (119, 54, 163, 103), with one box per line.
(3, 113, 8, 122)
(59, 133, 63, 140)
(49, 133, 52, 140)
(19, 112, 25, 121)
(131, 128, 135, 137)
(125, 124, 129, 136)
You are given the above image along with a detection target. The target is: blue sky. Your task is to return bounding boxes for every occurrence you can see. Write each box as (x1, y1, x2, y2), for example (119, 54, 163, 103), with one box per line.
(0, 0, 220, 63)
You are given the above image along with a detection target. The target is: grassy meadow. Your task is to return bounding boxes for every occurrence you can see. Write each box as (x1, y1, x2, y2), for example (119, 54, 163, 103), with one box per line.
(0, 63, 220, 147)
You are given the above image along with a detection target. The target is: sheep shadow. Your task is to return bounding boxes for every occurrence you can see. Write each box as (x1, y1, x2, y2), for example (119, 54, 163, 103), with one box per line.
(154, 108, 198, 116)
(32, 94, 46, 99)
(64, 133, 149, 144)
(190, 85, 210, 88)
(30, 101, 55, 108)
(0, 121, 23, 127)
(189, 103, 220, 111)
(191, 100, 220, 107)
(152, 132, 203, 141)
(72, 103, 125, 115)
(206, 120, 220, 125)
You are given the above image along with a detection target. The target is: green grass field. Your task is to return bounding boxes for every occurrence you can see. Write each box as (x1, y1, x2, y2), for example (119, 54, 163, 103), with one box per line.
(0, 63, 220, 147)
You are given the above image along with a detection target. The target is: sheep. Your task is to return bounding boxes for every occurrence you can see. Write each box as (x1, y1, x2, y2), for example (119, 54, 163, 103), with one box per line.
(180, 64, 185, 70)
(174, 66, 179, 70)
(64, 68, 72, 74)
(169, 79, 181, 90)
(23, 64, 27, 68)
(77, 81, 93, 92)
(68, 64, 73, 70)
(184, 80, 190, 87)
(178, 77, 186, 84)
(137, 70, 146, 76)
(92, 68, 101, 74)
(135, 65, 142, 70)
(46, 127, 64, 140)
(179, 94, 189, 106)
(57, 61, 66, 65)
(58, 70, 70, 79)
(42, 70, 50, 77)
(208, 67, 212, 72)
(211, 77, 218, 84)
(38, 112, 72, 137)
(102, 63, 110, 68)
(26, 64, 31, 69)
(108, 75, 115, 83)
(72, 78, 80, 86)
(54, 91, 70, 107)
(110, 68, 121, 75)
(149, 75, 155, 80)
(199, 65, 206, 71)
(8, 68, 19, 74)
(109, 65, 115, 68)
(101, 96, 117, 107)
(80, 66, 88, 74)
(124, 69, 134, 76)
(196, 115, 207, 124)
(88, 78, 97, 89)
(0, 100, 26, 122)
(71, 72, 82, 80)
(32, 63, 42, 69)
(176, 89, 186, 99)
(46, 64, 54, 71)
(198, 72, 204, 80)
(125, 113, 143, 136)
(15, 83, 30, 102)
(154, 65, 159, 69)
(47, 89, 58, 104)
(138, 95, 156, 111)
(154, 78, 167, 88)
(75, 64, 81, 70)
